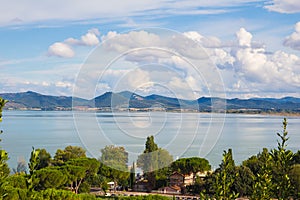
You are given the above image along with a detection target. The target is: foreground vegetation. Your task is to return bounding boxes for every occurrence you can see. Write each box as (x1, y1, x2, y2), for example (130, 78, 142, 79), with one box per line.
(1, 97, 300, 199)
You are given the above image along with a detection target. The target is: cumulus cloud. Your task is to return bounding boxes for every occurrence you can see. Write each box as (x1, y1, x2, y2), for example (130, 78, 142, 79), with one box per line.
(181, 28, 300, 97)
(183, 31, 222, 48)
(226, 28, 300, 95)
(48, 42, 75, 58)
(236, 28, 252, 47)
(65, 28, 100, 46)
(73, 28, 300, 99)
(102, 30, 161, 53)
(283, 22, 300, 50)
(264, 0, 300, 13)
(48, 28, 100, 58)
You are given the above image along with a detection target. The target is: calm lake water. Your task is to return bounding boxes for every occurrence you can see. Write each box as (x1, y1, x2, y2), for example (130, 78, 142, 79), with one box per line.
(1, 110, 300, 170)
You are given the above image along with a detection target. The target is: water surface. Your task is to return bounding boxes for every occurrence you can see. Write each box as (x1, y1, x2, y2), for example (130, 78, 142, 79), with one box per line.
(1, 111, 299, 170)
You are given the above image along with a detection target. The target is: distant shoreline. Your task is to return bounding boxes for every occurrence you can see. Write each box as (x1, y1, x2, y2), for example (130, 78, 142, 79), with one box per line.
(4, 108, 300, 117)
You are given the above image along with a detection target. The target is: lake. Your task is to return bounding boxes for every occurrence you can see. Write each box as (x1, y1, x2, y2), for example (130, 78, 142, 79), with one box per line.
(1, 110, 300, 170)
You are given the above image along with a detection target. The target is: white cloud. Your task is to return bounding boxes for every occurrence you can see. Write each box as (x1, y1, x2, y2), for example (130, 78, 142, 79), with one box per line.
(53, 28, 300, 98)
(283, 22, 300, 50)
(65, 28, 100, 46)
(264, 0, 300, 13)
(226, 28, 300, 95)
(48, 28, 100, 58)
(183, 31, 222, 48)
(81, 32, 100, 46)
(0, 0, 265, 26)
(48, 42, 75, 58)
(236, 28, 253, 47)
(102, 31, 161, 53)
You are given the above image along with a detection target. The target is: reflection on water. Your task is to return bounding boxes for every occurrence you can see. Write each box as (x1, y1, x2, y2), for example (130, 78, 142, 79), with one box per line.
(1, 110, 300, 170)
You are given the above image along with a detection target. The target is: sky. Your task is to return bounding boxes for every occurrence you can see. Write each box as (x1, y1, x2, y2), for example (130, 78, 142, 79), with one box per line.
(0, 0, 300, 99)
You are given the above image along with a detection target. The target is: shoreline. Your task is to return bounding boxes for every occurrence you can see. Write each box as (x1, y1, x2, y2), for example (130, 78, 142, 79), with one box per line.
(3, 108, 300, 117)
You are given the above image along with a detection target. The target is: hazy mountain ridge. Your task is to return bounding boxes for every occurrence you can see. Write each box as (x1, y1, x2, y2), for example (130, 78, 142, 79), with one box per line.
(1, 91, 300, 112)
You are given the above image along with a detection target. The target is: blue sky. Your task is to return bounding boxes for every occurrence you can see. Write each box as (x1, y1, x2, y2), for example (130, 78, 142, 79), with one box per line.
(0, 0, 300, 99)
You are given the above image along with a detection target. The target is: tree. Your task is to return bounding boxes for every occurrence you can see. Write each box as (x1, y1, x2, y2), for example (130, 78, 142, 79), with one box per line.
(65, 157, 100, 194)
(290, 164, 300, 199)
(251, 155, 275, 200)
(137, 136, 173, 190)
(5, 175, 27, 189)
(33, 167, 68, 190)
(100, 145, 128, 168)
(144, 135, 158, 153)
(35, 148, 51, 170)
(28, 147, 40, 192)
(233, 165, 254, 197)
(293, 150, 300, 165)
(64, 164, 86, 194)
(137, 136, 173, 172)
(0, 98, 7, 137)
(0, 150, 9, 180)
(0, 98, 9, 185)
(270, 118, 294, 199)
(213, 149, 239, 200)
(53, 145, 86, 165)
(129, 162, 136, 189)
(243, 148, 269, 175)
(100, 145, 129, 191)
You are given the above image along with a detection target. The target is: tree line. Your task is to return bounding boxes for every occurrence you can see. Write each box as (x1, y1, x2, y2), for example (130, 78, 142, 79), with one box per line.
(1, 97, 300, 199)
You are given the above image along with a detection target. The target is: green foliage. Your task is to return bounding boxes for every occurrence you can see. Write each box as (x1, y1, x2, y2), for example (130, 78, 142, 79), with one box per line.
(100, 145, 128, 170)
(67, 157, 100, 175)
(64, 164, 86, 194)
(290, 164, 300, 198)
(171, 157, 211, 175)
(0, 150, 10, 179)
(251, 155, 274, 200)
(213, 149, 239, 200)
(137, 138, 173, 172)
(0, 98, 8, 124)
(107, 194, 170, 200)
(100, 145, 130, 191)
(5, 174, 27, 189)
(270, 118, 294, 199)
(33, 167, 68, 190)
(65, 157, 100, 193)
(242, 148, 270, 175)
(31, 188, 97, 200)
(232, 165, 254, 197)
(144, 136, 158, 153)
(53, 145, 86, 165)
(29, 147, 40, 175)
(78, 181, 91, 194)
(1, 187, 27, 200)
(293, 150, 300, 164)
(0, 98, 9, 199)
(137, 136, 173, 190)
(129, 162, 136, 189)
(35, 148, 51, 170)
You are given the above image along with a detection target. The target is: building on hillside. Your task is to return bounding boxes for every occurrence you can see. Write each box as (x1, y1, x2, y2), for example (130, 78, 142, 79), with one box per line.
(158, 185, 181, 194)
(169, 171, 194, 186)
(169, 171, 210, 187)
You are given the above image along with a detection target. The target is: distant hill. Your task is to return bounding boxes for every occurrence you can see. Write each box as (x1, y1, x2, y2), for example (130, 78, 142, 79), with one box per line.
(1, 91, 300, 113)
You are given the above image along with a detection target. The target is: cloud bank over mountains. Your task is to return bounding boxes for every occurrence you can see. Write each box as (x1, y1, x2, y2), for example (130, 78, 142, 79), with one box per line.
(55, 24, 300, 99)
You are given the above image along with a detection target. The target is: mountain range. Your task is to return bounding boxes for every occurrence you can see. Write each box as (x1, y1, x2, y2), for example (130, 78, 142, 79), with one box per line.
(1, 91, 300, 113)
